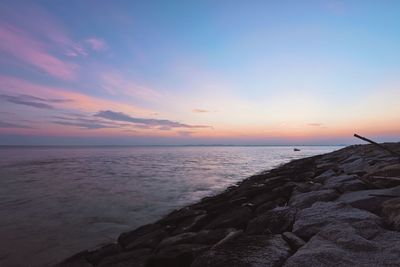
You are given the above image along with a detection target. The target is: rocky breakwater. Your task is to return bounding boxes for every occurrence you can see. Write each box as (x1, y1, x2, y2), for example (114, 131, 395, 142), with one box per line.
(57, 143, 400, 267)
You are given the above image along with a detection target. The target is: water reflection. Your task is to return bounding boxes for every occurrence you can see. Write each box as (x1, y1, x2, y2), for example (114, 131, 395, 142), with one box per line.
(0, 145, 341, 266)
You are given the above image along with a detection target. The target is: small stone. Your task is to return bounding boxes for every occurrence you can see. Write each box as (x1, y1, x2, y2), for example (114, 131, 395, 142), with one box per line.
(282, 232, 306, 251)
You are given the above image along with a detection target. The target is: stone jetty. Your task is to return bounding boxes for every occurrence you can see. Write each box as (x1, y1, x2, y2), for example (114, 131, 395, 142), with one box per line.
(57, 143, 400, 267)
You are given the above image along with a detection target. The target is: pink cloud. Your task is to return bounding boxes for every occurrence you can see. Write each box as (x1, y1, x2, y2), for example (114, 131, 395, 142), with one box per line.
(192, 108, 210, 113)
(0, 2, 87, 58)
(0, 75, 152, 115)
(100, 72, 162, 101)
(0, 24, 78, 80)
(85, 38, 107, 51)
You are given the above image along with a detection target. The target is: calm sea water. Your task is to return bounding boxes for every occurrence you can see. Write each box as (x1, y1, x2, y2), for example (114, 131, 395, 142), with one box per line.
(0, 145, 341, 266)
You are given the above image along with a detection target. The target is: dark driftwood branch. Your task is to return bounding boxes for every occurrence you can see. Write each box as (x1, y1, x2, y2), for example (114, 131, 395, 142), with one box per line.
(354, 133, 400, 158)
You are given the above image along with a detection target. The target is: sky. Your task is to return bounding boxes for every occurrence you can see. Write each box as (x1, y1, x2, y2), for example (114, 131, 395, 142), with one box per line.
(0, 0, 399, 145)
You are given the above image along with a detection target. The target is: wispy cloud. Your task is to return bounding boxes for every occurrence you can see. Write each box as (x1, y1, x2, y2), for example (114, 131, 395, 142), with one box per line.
(0, 1, 87, 58)
(0, 24, 78, 80)
(0, 120, 32, 129)
(0, 94, 72, 109)
(85, 37, 107, 51)
(95, 110, 212, 129)
(0, 75, 151, 115)
(100, 72, 161, 101)
(192, 108, 210, 113)
(308, 123, 323, 127)
(51, 120, 115, 129)
(51, 114, 118, 130)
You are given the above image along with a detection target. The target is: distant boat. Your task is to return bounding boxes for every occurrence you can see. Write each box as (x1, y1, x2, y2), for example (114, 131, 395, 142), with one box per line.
(294, 148, 301, 152)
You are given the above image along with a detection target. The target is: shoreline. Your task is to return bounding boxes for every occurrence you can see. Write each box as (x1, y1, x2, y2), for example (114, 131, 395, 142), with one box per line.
(58, 143, 400, 267)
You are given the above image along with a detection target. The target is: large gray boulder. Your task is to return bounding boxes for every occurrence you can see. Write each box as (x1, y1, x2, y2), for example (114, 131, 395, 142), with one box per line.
(321, 174, 367, 192)
(288, 189, 339, 210)
(191, 234, 291, 267)
(284, 222, 400, 267)
(338, 185, 400, 214)
(292, 201, 381, 240)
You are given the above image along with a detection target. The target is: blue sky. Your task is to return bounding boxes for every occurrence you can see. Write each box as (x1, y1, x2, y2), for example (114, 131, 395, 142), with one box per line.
(0, 0, 399, 145)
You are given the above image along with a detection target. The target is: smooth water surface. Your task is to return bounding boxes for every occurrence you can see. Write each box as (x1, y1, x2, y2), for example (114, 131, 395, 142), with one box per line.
(0, 145, 341, 266)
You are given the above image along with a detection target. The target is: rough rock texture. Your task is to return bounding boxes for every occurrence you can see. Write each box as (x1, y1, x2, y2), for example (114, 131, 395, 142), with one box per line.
(57, 143, 400, 267)
(284, 222, 400, 267)
(292, 201, 381, 240)
(246, 206, 297, 234)
(191, 234, 291, 267)
(338, 186, 400, 214)
(288, 189, 339, 209)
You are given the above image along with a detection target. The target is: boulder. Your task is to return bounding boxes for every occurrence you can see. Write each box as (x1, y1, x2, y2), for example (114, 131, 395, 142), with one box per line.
(118, 224, 168, 250)
(288, 189, 339, 210)
(86, 243, 121, 265)
(290, 182, 323, 195)
(292, 201, 381, 240)
(338, 185, 400, 214)
(246, 206, 297, 234)
(204, 207, 252, 229)
(255, 198, 286, 215)
(158, 228, 233, 248)
(172, 214, 208, 234)
(54, 251, 92, 267)
(282, 232, 306, 251)
(382, 197, 400, 231)
(313, 169, 337, 183)
(284, 222, 400, 267)
(97, 248, 152, 267)
(158, 232, 198, 248)
(321, 174, 354, 188)
(147, 244, 209, 267)
(191, 234, 291, 267)
(159, 208, 206, 225)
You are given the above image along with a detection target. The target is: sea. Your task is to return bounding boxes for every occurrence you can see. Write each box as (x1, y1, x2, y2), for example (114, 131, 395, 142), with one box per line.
(0, 145, 341, 266)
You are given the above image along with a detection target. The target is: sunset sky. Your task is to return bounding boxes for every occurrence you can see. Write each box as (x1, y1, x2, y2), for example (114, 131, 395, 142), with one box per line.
(0, 0, 399, 145)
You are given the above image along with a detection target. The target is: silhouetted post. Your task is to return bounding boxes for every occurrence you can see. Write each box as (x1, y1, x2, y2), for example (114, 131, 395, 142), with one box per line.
(354, 133, 400, 158)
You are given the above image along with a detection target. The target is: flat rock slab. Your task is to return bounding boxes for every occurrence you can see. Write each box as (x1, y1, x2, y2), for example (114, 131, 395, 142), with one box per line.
(289, 189, 339, 210)
(284, 222, 400, 267)
(338, 185, 400, 214)
(191, 234, 291, 267)
(292, 201, 381, 240)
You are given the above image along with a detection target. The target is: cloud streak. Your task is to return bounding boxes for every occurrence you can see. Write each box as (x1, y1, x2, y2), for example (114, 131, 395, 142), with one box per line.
(85, 37, 107, 51)
(0, 94, 72, 109)
(308, 123, 323, 127)
(192, 108, 210, 113)
(0, 120, 32, 129)
(51, 114, 119, 129)
(95, 110, 212, 129)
